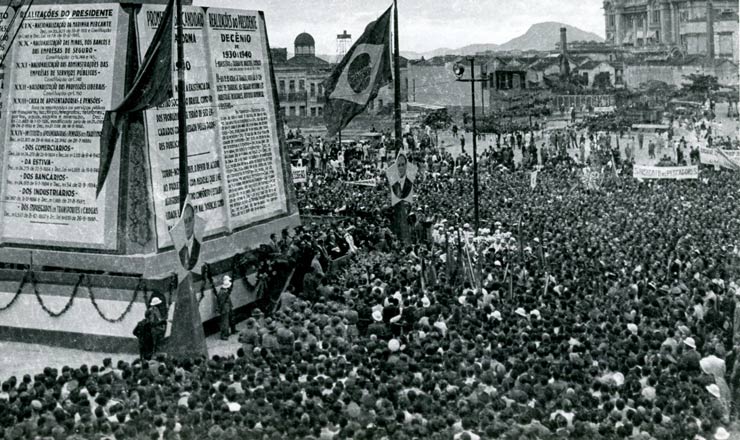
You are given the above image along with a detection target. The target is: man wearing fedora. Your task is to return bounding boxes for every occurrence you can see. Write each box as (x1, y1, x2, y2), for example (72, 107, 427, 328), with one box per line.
(214, 275, 235, 340)
(148, 297, 166, 353)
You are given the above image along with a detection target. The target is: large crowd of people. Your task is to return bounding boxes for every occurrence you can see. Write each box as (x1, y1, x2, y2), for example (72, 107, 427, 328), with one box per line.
(2, 101, 740, 440)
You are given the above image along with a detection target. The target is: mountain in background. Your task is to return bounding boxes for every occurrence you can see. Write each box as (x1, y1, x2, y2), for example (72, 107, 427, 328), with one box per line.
(496, 22, 603, 51)
(401, 22, 603, 60)
(401, 44, 498, 60)
(401, 44, 498, 59)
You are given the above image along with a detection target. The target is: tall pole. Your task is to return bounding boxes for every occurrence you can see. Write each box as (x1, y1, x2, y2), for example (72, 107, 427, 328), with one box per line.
(176, 0, 188, 212)
(167, 0, 207, 361)
(470, 58, 479, 235)
(393, 0, 402, 152)
(480, 71, 485, 117)
(392, 0, 410, 243)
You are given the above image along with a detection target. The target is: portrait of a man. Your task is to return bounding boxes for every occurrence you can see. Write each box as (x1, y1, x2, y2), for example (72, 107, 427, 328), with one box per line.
(386, 152, 417, 206)
(178, 204, 200, 271)
(169, 197, 205, 274)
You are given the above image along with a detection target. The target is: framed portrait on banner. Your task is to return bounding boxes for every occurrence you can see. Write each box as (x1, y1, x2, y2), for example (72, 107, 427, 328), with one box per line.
(385, 152, 417, 206)
(169, 196, 207, 278)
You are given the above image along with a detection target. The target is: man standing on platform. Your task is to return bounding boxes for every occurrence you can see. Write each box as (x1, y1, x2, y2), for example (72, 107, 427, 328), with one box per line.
(214, 275, 235, 340)
(133, 310, 153, 361)
(148, 297, 166, 352)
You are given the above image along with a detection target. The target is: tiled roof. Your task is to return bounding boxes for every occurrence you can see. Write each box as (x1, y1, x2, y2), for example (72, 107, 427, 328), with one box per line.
(578, 60, 614, 70)
(284, 55, 331, 67)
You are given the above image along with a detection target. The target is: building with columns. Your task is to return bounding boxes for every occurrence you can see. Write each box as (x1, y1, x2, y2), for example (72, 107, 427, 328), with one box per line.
(603, 0, 738, 62)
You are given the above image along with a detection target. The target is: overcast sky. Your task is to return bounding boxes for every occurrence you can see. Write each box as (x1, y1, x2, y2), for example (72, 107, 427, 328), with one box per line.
(194, 0, 605, 55)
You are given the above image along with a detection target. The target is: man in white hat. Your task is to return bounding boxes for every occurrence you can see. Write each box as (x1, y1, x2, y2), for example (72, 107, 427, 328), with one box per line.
(714, 427, 730, 440)
(367, 309, 390, 339)
(147, 297, 166, 353)
(214, 275, 235, 340)
(706, 384, 730, 425)
(680, 337, 700, 372)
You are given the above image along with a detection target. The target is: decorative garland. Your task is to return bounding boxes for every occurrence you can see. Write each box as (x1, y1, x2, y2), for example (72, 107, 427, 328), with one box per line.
(0, 269, 29, 311)
(0, 249, 277, 318)
(86, 275, 143, 323)
(30, 272, 81, 318)
(0, 270, 150, 322)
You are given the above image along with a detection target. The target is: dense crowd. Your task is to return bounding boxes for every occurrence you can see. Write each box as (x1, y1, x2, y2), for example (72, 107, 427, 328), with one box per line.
(3, 110, 740, 440)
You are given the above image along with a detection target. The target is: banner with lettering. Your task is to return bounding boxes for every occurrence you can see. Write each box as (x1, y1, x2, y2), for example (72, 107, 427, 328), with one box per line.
(140, 7, 287, 247)
(699, 147, 740, 170)
(632, 165, 699, 180)
(139, 5, 226, 248)
(206, 10, 287, 231)
(0, 5, 126, 248)
(344, 179, 376, 187)
(292, 166, 307, 184)
(0, 11, 22, 125)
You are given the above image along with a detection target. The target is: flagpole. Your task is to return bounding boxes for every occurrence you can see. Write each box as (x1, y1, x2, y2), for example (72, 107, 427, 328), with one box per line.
(391, 0, 410, 244)
(393, 0, 402, 153)
(176, 0, 188, 211)
(166, 0, 207, 361)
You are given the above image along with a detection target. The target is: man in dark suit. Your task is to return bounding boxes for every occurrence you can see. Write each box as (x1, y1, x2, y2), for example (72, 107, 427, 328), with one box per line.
(392, 178, 413, 200)
(178, 204, 200, 271)
(214, 275, 235, 340)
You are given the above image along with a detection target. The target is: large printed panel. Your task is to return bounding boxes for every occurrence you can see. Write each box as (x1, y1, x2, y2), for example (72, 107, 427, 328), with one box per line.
(140, 7, 287, 248)
(206, 10, 287, 230)
(138, 6, 225, 248)
(0, 5, 125, 249)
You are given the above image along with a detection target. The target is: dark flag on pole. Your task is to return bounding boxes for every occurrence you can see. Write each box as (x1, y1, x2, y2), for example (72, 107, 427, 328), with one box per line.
(323, 5, 392, 138)
(96, 0, 175, 196)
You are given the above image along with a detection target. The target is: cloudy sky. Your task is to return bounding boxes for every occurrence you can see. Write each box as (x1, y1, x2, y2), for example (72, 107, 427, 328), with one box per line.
(194, 0, 605, 55)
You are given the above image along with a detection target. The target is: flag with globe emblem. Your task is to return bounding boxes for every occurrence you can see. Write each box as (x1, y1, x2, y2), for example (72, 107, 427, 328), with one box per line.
(323, 5, 392, 137)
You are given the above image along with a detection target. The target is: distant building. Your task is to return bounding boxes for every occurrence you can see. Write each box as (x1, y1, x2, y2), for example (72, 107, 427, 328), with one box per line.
(272, 32, 408, 122)
(603, 0, 738, 62)
(371, 56, 409, 114)
(577, 60, 619, 87)
(272, 32, 332, 119)
(555, 41, 624, 62)
(405, 58, 487, 110)
(623, 54, 739, 87)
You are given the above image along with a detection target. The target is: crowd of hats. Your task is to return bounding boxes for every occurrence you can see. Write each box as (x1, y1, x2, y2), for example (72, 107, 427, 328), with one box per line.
(3, 132, 740, 439)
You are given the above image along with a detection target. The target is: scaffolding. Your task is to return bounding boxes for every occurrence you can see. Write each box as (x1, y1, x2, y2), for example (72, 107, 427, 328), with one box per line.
(336, 30, 352, 63)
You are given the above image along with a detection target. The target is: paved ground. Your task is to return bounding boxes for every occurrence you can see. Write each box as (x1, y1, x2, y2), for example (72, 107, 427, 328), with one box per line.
(436, 102, 738, 167)
(0, 323, 247, 380)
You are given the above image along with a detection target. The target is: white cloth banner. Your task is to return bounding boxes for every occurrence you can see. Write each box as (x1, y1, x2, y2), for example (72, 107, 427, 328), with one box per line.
(344, 179, 377, 187)
(632, 165, 699, 180)
(699, 148, 740, 170)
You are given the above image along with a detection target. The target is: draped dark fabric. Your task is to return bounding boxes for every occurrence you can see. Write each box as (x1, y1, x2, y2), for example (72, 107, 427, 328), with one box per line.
(97, 0, 175, 196)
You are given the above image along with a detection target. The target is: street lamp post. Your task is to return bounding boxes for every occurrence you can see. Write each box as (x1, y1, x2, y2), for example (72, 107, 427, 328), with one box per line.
(453, 58, 488, 235)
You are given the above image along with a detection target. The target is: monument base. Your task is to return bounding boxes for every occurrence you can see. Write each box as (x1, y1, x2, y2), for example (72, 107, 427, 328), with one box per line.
(0, 212, 300, 353)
